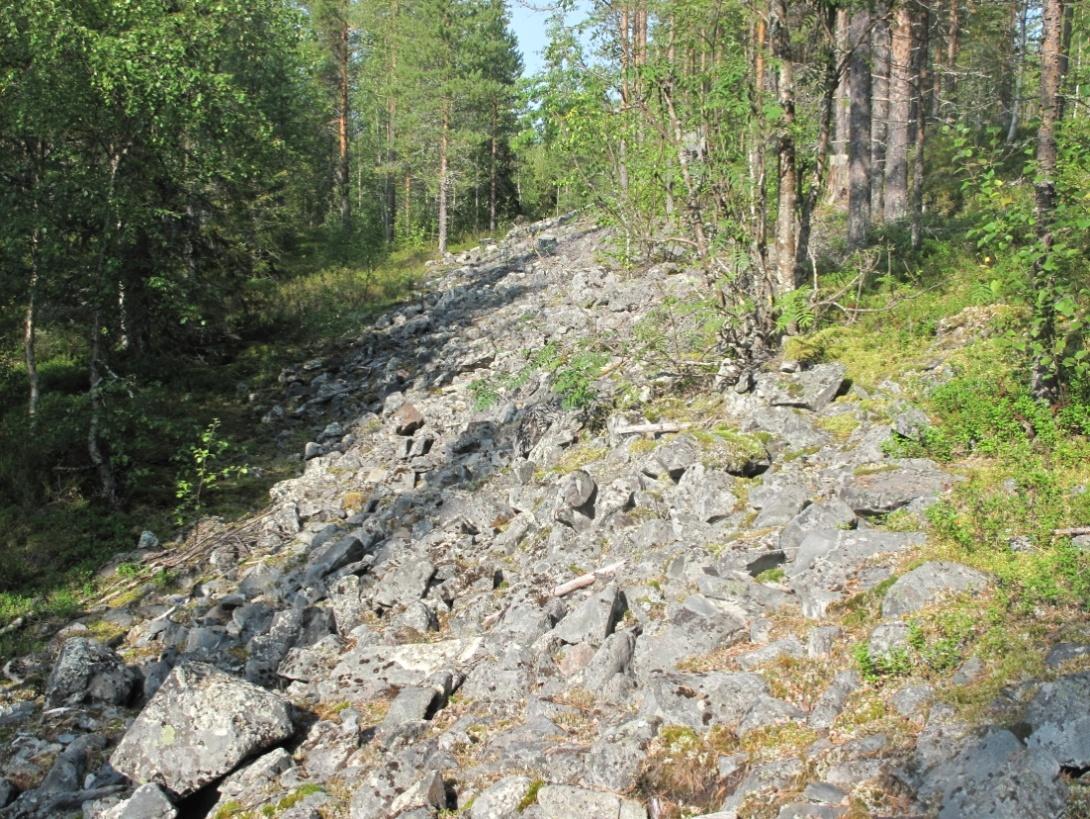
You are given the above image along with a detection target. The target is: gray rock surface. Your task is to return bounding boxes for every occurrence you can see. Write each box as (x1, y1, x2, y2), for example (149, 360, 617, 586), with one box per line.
(110, 663, 293, 797)
(881, 562, 989, 617)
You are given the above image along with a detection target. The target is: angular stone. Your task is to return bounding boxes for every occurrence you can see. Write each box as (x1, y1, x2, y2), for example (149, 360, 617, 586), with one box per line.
(394, 403, 425, 436)
(676, 464, 737, 523)
(553, 584, 626, 647)
(881, 562, 989, 617)
(322, 638, 479, 701)
(110, 663, 294, 798)
(760, 363, 846, 412)
(45, 638, 137, 708)
(469, 776, 532, 819)
(98, 784, 176, 819)
(780, 500, 856, 553)
(1025, 672, 1090, 769)
(633, 595, 747, 675)
(646, 436, 700, 481)
(373, 557, 436, 610)
(558, 469, 596, 509)
(809, 670, 860, 730)
(920, 728, 1067, 819)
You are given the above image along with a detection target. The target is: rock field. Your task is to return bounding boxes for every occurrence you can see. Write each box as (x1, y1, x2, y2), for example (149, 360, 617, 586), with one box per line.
(0, 216, 1086, 818)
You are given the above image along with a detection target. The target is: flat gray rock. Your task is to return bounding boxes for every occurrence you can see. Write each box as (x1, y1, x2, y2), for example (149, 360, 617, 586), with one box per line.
(839, 459, 953, 516)
(759, 363, 846, 412)
(881, 562, 989, 617)
(101, 784, 176, 819)
(535, 784, 646, 819)
(469, 776, 532, 819)
(921, 728, 1067, 818)
(110, 663, 294, 798)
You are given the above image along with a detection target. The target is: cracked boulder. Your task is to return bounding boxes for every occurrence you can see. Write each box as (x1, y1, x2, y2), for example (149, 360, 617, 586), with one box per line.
(110, 663, 294, 798)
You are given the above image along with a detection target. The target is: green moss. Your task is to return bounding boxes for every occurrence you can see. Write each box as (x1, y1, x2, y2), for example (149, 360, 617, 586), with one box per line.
(755, 567, 785, 584)
(816, 412, 860, 441)
(518, 779, 544, 812)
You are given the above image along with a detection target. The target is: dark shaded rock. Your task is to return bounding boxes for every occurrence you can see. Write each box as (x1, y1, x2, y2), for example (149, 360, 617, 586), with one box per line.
(45, 638, 137, 708)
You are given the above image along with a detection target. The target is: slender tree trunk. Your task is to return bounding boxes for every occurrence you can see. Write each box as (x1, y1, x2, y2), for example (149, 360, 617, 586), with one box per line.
(437, 102, 450, 254)
(1031, 0, 1066, 399)
(772, 0, 797, 294)
(1007, 0, 1029, 141)
(886, 2, 913, 220)
(337, 18, 351, 230)
(849, 8, 873, 246)
(25, 230, 40, 427)
(797, 0, 840, 271)
(88, 146, 125, 508)
(751, 6, 769, 258)
(490, 102, 498, 233)
(88, 307, 116, 506)
(617, 4, 631, 198)
(829, 8, 852, 208)
(660, 77, 709, 257)
(385, 1, 398, 243)
(911, 0, 931, 249)
(871, 3, 891, 221)
(944, 0, 959, 117)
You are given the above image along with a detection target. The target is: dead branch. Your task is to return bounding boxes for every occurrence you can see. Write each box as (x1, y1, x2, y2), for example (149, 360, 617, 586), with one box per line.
(552, 560, 625, 597)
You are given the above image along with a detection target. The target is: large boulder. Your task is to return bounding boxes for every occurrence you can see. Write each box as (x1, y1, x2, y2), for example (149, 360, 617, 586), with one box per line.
(110, 663, 294, 798)
(45, 638, 137, 708)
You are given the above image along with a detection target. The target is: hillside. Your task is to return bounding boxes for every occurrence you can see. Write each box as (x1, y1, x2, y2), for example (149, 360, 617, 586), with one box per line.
(0, 218, 1088, 818)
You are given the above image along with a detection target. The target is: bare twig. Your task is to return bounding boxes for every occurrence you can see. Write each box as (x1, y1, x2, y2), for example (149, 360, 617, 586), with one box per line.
(1054, 526, 1090, 537)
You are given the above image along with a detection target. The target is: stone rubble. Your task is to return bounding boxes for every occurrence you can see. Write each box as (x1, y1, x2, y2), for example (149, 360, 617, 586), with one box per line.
(0, 214, 1085, 818)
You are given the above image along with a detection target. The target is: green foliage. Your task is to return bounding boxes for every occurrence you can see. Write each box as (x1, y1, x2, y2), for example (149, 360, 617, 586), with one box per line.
(173, 419, 249, 527)
(952, 122, 1090, 393)
(469, 341, 605, 412)
(853, 642, 913, 683)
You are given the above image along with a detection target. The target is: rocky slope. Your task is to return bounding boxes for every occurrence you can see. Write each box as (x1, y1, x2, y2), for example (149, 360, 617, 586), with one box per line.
(1, 216, 1087, 819)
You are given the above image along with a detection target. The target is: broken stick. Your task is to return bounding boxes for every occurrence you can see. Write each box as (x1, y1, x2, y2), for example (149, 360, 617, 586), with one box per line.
(552, 560, 625, 597)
